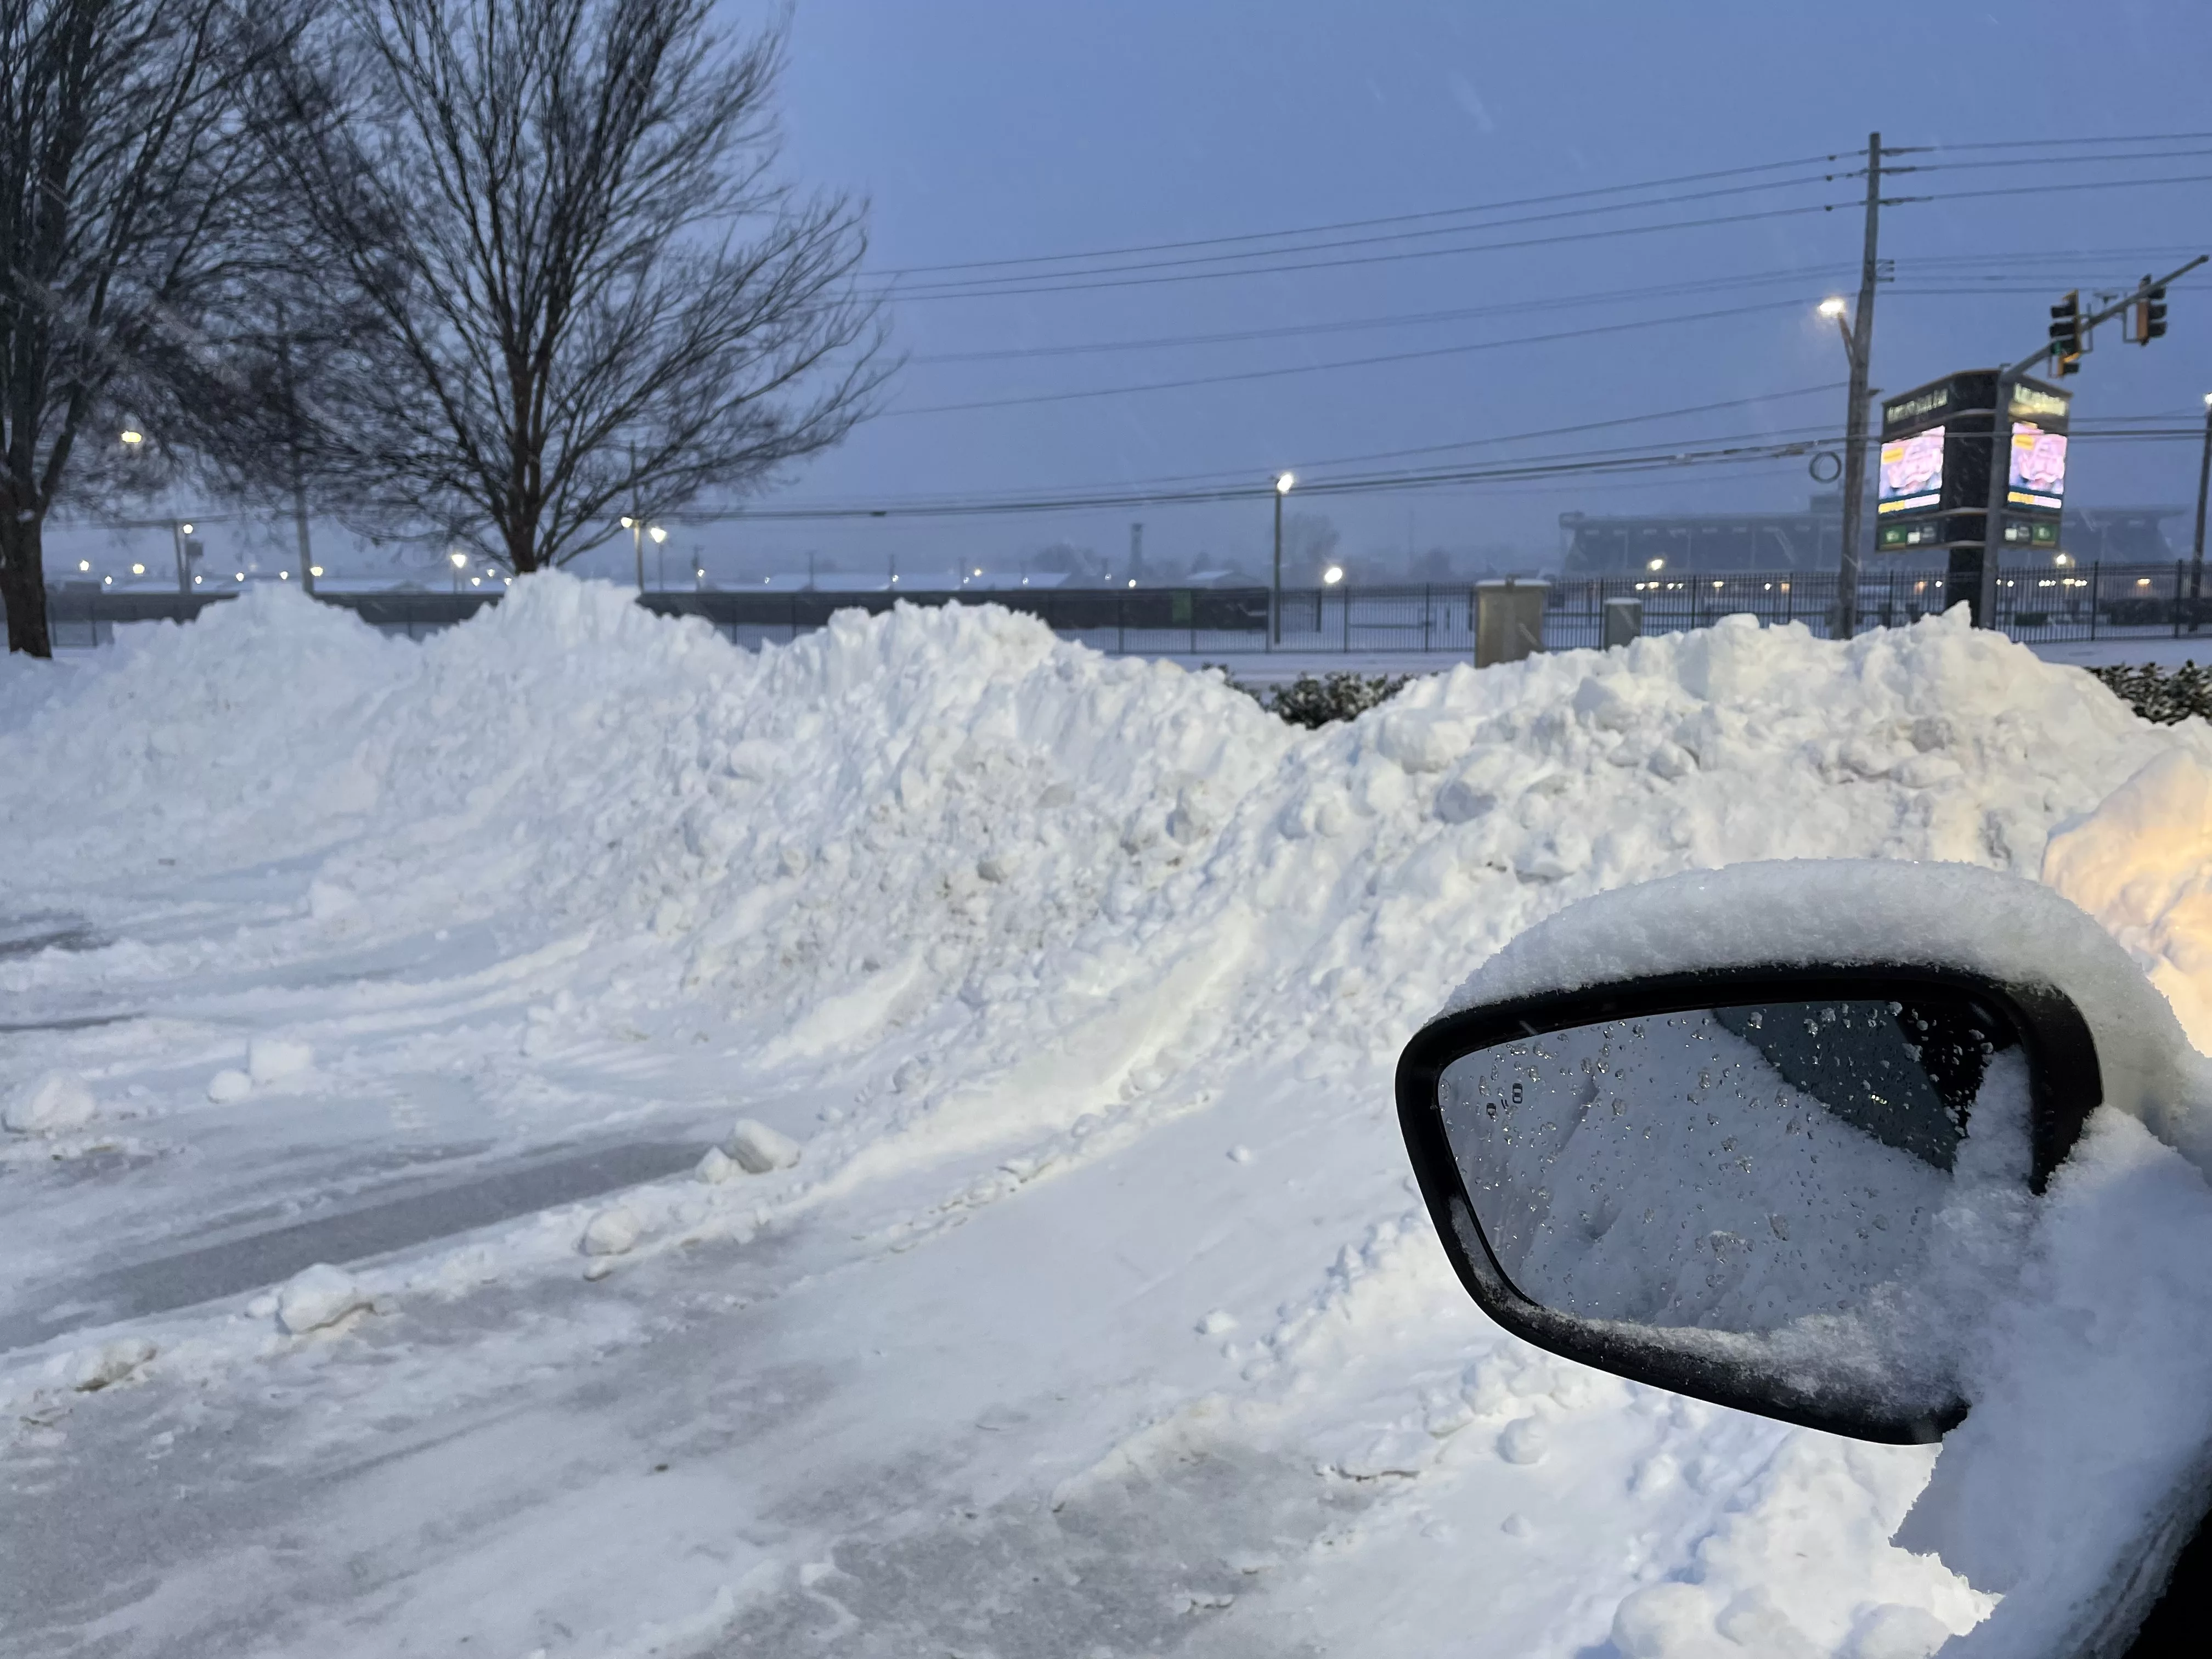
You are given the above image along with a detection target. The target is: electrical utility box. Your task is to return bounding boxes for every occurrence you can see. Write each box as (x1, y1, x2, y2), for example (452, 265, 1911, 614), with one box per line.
(1602, 596, 1643, 650)
(1475, 579, 1547, 668)
(1876, 370, 2070, 608)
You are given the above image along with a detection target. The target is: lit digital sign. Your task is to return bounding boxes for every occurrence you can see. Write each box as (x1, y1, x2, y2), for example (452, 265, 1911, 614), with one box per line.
(2006, 421, 2067, 511)
(1878, 426, 1945, 515)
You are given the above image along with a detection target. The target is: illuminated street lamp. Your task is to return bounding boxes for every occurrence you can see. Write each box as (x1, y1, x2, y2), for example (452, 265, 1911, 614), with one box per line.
(1322, 564, 1344, 586)
(1271, 471, 1295, 644)
(120, 429, 144, 449)
(449, 548, 467, 592)
(622, 515, 667, 590)
(2191, 391, 2212, 630)
(1815, 291, 1873, 637)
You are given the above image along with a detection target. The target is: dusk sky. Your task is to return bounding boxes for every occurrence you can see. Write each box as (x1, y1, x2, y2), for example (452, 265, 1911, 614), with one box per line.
(719, 0, 2212, 584)
(54, 1, 2212, 588)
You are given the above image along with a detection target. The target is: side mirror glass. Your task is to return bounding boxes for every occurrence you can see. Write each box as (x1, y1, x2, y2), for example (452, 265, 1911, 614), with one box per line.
(1398, 969, 2100, 1443)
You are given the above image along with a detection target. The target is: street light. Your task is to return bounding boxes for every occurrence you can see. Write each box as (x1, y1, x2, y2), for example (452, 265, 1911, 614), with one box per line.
(120, 430, 143, 448)
(449, 549, 467, 593)
(1272, 471, 1295, 644)
(1815, 293, 1874, 639)
(1322, 565, 1344, 586)
(2191, 391, 2212, 630)
(622, 515, 666, 590)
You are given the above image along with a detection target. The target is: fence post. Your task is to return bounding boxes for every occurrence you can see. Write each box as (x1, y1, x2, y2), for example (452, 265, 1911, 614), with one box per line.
(2179, 560, 2187, 639)
(1342, 585, 1351, 651)
(1118, 592, 1126, 655)
(1421, 585, 1431, 653)
(2089, 562, 2100, 642)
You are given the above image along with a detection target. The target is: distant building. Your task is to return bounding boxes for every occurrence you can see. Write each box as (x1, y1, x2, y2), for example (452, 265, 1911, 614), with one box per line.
(1560, 495, 2188, 575)
(2063, 507, 2190, 565)
(1560, 494, 1854, 575)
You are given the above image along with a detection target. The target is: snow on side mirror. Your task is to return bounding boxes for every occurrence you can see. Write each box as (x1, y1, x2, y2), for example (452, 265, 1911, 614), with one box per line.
(1398, 967, 2098, 1442)
(1392, 861, 2177, 1447)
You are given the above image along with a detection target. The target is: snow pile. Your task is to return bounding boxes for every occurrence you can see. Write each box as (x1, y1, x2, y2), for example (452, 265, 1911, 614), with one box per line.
(6, 580, 2212, 1655)
(2044, 748, 2212, 1053)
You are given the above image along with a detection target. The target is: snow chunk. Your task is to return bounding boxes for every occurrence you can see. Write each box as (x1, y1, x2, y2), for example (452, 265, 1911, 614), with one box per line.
(2043, 748, 2212, 1053)
(581, 1206, 642, 1255)
(247, 1037, 314, 1086)
(5, 1069, 96, 1134)
(276, 1264, 371, 1334)
(1195, 1310, 1237, 1336)
(206, 1069, 253, 1104)
(1610, 1582, 1717, 1658)
(1496, 1415, 1549, 1464)
(724, 1118, 801, 1173)
(70, 1336, 156, 1391)
(696, 1147, 740, 1184)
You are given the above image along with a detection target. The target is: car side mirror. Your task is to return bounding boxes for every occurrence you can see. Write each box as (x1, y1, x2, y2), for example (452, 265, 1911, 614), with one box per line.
(1399, 912, 2111, 1444)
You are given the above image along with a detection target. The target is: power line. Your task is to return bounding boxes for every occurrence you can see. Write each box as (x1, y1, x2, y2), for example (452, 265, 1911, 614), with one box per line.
(1896, 173, 2212, 209)
(1910, 131, 2212, 153)
(869, 201, 1852, 303)
(864, 152, 1849, 279)
(875, 173, 1848, 298)
(905, 266, 1856, 365)
(864, 134, 2212, 284)
(883, 298, 1815, 418)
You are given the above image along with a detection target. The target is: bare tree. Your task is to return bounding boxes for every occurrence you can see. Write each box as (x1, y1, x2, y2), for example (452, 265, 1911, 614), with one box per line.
(0, 0, 291, 657)
(252, 0, 887, 574)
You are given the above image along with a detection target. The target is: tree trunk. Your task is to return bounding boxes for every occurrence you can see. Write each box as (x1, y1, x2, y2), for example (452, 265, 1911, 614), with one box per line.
(0, 514, 53, 658)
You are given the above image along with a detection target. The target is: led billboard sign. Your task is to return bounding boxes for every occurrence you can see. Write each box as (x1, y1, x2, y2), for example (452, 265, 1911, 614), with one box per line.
(1878, 426, 1946, 516)
(2006, 422, 2067, 511)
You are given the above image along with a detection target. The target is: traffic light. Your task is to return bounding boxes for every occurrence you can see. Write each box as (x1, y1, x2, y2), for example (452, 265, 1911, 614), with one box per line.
(2049, 290, 2083, 375)
(2134, 275, 2168, 345)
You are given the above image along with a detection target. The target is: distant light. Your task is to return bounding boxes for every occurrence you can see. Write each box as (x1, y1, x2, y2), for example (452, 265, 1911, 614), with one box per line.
(1127, 578, 1136, 588)
(131, 562, 145, 575)
(890, 573, 899, 583)
(279, 570, 289, 579)
(2054, 552, 2071, 566)
(1712, 580, 1724, 589)
(449, 550, 466, 568)
(1646, 557, 1664, 571)
(2204, 392, 2212, 409)
(193, 574, 203, 585)
(973, 567, 983, 577)
(102, 575, 112, 585)
(120, 429, 143, 447)
(234, 571, 245, 581)
(309, 565, 324, 578)
(1274, 471, 1295, 494)
(1322, 565, 1344, 585)
(648, 526, 668, 544)
(1817, 296, 1848, 320)
(470, 576, 482, 586)
(77, 559, 89, 572)
(620, 516, 635, 529)
(180, 523, 193, 535)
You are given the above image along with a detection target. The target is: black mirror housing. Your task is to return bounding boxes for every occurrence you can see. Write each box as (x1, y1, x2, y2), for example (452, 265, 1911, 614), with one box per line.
(1398, 862, 2159, 1451)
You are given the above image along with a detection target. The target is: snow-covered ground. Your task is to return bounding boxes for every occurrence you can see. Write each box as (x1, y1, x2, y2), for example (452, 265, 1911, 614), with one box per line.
(4, 580, 2212, 1658)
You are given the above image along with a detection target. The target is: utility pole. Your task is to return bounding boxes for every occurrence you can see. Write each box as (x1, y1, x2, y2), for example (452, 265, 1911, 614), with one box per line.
(274, 305, 314, 595)
(1977, 256, 2207, 627)
(1834, 132, 1883, 640)
(1271, 473, 1294, 644)
(1129, 521, 1143, 582)
(2192, 393, 2211, 631)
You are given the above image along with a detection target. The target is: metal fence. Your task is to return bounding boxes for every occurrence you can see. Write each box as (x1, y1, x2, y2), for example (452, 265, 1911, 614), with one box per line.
(21, 565, 2212, 654)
